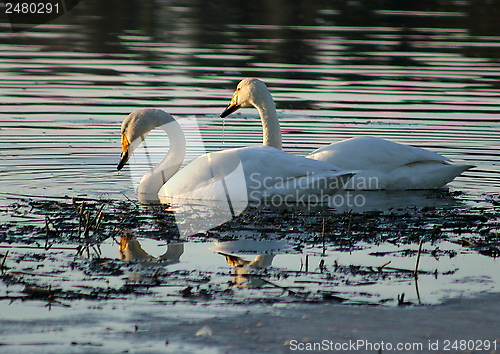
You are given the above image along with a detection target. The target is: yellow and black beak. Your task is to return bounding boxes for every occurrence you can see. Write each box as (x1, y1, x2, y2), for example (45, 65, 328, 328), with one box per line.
(220, 91, 241, 118)
(220, 102, 240, 118)
(117, 133, 130, 171)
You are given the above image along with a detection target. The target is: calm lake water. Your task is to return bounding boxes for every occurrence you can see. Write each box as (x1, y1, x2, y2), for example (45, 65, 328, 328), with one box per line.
(0, 3, 500, 351)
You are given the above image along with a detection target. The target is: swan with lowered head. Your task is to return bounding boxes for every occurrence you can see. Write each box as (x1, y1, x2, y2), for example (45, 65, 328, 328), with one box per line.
(220, 78, 474, 190)
(117, 108, 354, 203)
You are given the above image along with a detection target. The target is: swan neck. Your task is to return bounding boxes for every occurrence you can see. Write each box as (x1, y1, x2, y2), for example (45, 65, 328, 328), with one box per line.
(256, 95, 282, 150)
(158, 121, 186, 173)
(139, 119, 186, 199)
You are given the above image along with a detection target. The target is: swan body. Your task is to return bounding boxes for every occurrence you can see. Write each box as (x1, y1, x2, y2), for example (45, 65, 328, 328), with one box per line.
(308, 136, 473, 190)
(220, 78, 474, 190)
(117, 109, 353, 203)
(159, 145, 354, 202)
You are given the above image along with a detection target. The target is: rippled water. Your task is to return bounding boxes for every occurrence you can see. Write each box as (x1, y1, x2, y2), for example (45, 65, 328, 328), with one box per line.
(1, 0, 500, 307)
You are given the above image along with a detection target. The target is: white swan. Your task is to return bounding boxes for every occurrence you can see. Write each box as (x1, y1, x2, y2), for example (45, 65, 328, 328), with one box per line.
(117, 108, 354, 203)
(220, 78, 474, 190)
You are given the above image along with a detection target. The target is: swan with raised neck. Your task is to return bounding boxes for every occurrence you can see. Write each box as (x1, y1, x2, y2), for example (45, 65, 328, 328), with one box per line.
(220, 78, 474, 190)
(220, 78, 282, 150)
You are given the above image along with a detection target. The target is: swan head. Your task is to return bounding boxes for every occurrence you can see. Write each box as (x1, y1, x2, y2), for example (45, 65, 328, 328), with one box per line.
(220, 78, 282, 149)
(220, 78, 272, 118)
(117, 109, 175, 171)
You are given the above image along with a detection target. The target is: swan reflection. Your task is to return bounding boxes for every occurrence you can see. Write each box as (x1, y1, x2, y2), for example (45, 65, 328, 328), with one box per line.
(219, 252, 275, 288)
(118, 236, 184, 265)
(212, 239, 288, 288)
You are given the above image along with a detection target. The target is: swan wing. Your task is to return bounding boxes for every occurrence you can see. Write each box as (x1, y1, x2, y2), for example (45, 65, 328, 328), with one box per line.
(159, 148, 247, 200)
(383, 162, 473, 189)
(308, 136, 450, 172)
(236, 146, 354, 200)
(236, 146, 342, 179)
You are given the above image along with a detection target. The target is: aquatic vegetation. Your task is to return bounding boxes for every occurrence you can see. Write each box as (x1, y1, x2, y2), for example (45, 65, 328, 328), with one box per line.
(0, 192, 499, 307)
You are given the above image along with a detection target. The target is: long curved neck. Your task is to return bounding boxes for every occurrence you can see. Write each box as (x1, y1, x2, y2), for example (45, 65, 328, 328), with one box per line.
(255, 93, 282, 150)
(138, 119, 186, 201)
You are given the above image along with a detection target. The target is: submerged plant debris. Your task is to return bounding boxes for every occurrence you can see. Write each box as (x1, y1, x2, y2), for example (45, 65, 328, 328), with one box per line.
(0, 191, 499, 307)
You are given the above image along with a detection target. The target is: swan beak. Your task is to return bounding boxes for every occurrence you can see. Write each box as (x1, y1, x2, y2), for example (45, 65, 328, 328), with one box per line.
(117, 151, 129, 171)
(117, 133, 130, 171)
(220, 102, 240, 118)
(221, 89, 241, 118)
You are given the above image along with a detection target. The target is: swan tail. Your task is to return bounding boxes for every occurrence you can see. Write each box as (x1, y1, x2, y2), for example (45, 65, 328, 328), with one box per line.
(385, 163, 475, 190)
